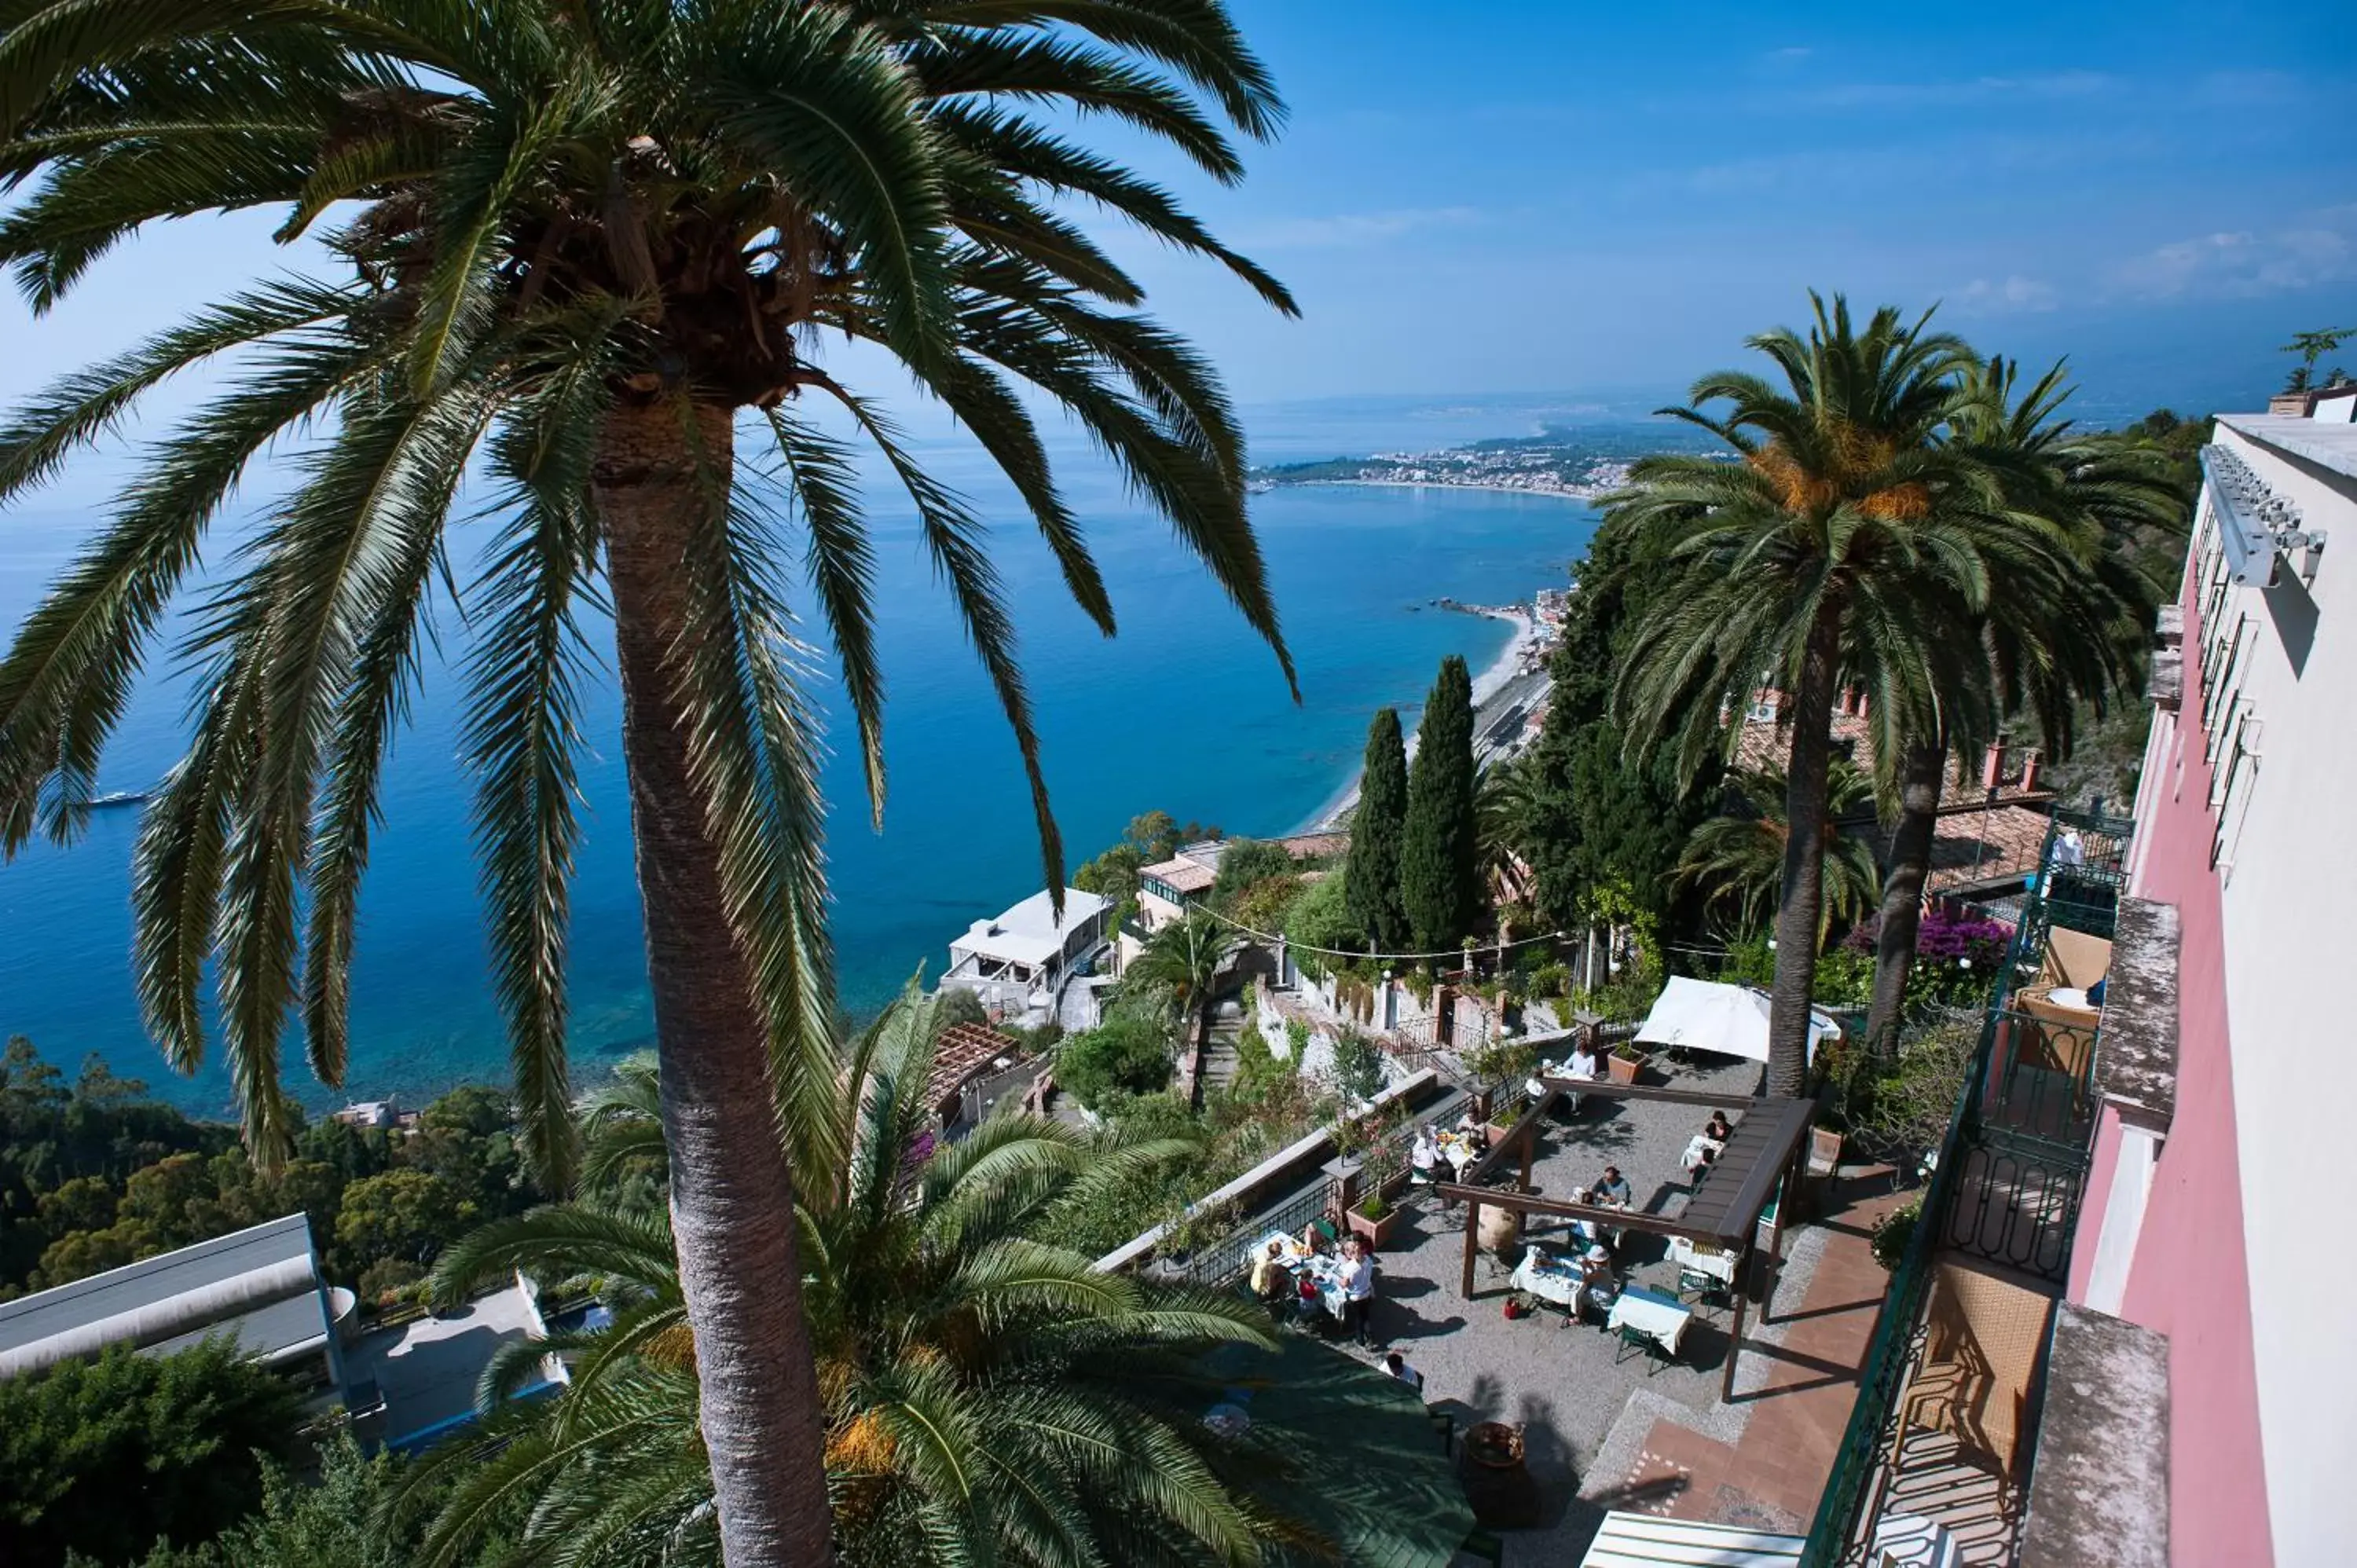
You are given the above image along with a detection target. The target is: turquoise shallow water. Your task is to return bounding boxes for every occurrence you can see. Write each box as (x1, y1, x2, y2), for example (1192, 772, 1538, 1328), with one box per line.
(0, 430, 1600, 1116)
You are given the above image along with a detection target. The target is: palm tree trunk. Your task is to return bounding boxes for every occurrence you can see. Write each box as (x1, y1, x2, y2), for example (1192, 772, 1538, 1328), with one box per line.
(1767, 609, 1842, 1097)
(1864, 738, 1947, 1054)
(596, 402, 834, 1567)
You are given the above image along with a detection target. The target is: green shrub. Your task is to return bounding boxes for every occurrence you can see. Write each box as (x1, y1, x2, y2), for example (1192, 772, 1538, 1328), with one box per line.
(0, 1342, 299, 1566)
(1055, 1013, 1175, 1110)
(1870, 1200, 1923, 1272)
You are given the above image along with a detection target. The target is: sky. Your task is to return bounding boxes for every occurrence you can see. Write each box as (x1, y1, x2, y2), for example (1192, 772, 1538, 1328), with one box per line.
(2, 2, 2353, 432)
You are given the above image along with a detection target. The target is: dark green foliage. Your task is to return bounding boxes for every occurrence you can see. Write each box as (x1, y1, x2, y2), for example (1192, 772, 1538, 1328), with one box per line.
(0, 1039, 533, 1300)
(124, 1431, 504, 1568)
(1208, 837, 1293, 907)
(1399, 657, 1482, 951)
(1341, 708, 1409, 951)
(0, 1341, 298, 1566)
(1054, 1009, 1174, 1110)
(1523, 523, 1718, 934)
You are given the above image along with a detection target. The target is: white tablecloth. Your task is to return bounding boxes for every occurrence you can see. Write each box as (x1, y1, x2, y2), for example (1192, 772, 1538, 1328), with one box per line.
(1681, 1135, 1726, 1173)
(1254, 1230, 1347, 1321)
(1508, 1246, 1582, 1308)
(1668, 1234, 1738, 1284)
(1607, 1286, 1692, 1354)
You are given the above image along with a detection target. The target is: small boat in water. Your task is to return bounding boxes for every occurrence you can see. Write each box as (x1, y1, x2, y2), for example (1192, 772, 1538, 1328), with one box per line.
(74, 790, 148, 810)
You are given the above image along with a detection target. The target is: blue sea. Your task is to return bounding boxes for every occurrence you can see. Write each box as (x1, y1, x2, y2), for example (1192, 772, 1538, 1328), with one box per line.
(0, 397, 1607, 1116)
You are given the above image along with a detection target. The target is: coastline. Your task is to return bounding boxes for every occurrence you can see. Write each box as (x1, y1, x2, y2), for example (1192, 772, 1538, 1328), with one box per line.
(1299, 606, 1545, 833)
(1263, 478, 1607, 504)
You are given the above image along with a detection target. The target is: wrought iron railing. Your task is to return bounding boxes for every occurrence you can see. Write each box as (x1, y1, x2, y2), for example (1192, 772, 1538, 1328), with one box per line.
(1801, 808, 2125, 1566)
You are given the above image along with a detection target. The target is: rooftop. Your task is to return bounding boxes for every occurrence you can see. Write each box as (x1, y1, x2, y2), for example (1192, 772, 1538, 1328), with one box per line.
(0, 1213, 324, 1379)
(925, 1021, 1025, 1116)
(1144, 833, 1352, 899)
(346, 1284, 550, 1449)
(2220, 411, 2357, 482)
(949, 885, 1113, 968)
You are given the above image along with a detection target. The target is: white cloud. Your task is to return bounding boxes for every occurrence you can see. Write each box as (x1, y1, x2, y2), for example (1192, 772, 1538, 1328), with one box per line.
(1953, 275, 2060, 315)
(2111, 208, 2357, 299)
(1234, 207, 1481, 251)
(1766, 46, 1813, 61)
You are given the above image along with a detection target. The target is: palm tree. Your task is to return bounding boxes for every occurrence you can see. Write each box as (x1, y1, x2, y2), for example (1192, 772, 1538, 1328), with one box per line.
(1474, 754, 1539, 939)
(0, 8, 1293, 1559)
(1678, 762, 1880, 938)
(1611, 293, 2000, 1095)
(1124, 910, 1241, 1101)
(405, 986, 1288, 1566)
(1860, 357, 2172, 1046)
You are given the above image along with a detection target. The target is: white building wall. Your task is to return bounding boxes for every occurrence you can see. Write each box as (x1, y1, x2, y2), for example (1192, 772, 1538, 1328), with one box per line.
(2201, 417, 2357, 1566)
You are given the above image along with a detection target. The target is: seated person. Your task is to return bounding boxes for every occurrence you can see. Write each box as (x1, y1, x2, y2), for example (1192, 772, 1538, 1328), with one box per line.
(1299, 1222, 1329, 1256)
(1566, 1035, 1601, 1080)
(1410, 1127, 1439, 1182)
(1703, 1111, 1733, 1144)
(1578, 1244, 1620, 1317)
(1593, 1165, 1633, 1207)
(1249, 1240, 1288, 1303)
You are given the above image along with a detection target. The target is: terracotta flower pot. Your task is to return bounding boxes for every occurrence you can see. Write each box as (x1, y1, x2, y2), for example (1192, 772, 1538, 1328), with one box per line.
(1346, 1205, 1400, 1248)
(1606, 1051, 1642, 1085)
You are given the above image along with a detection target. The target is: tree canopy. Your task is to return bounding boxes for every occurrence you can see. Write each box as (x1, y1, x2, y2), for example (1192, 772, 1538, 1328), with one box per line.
(1398, 657, 1481, 953)
(1341, 707, 1409, 951)
(0, 1341, 299, 1567)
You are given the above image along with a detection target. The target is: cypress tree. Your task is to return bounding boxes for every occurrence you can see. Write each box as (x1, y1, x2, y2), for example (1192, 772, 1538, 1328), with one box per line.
(1400, 654, 1481, 952)
(1341, 708, 1409, 951)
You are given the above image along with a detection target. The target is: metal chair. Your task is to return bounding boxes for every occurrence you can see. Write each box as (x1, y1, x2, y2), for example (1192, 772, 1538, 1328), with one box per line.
(1614, 1323, 1675, 1375)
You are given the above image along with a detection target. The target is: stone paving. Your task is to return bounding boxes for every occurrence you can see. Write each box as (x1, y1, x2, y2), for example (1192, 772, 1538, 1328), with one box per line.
(1287, 1055, 1904, 1565)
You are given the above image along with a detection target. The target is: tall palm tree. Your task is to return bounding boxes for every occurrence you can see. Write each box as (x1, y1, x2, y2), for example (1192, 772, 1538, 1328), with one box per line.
(1611, 293, 1999, 1095)
(406, 985, 1288, 1567)
(1860, 357, 2173, 1046)
(1677, 761, 1879, 938)
(0, 6, 1292, 1559)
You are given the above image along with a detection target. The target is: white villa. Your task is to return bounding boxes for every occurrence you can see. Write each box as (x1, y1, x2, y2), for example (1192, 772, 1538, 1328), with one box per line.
(941, 885, 1113, 1024)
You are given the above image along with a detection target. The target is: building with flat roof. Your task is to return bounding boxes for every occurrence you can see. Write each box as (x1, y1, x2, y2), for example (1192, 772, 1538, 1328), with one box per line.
(0, 1213, 344, 1399)
(941, 885, 1112, 1024)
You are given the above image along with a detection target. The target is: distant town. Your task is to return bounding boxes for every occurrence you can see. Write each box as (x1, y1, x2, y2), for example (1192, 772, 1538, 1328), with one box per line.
(1248, 426, 1709, 499)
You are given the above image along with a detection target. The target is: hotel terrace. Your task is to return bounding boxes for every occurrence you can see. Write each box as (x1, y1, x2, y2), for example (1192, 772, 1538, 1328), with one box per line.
(1080, 389, 2357, 1566)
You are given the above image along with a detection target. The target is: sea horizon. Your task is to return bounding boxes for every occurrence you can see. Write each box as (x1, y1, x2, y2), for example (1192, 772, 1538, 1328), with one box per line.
(0, 404, 1607, 1119)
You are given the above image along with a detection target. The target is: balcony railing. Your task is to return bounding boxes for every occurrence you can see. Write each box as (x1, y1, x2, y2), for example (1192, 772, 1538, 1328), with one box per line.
(1800, 808, 2129, 1566)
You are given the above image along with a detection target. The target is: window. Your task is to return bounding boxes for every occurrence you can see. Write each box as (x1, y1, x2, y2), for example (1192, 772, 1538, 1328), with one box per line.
(2210, 712, 2260, 879)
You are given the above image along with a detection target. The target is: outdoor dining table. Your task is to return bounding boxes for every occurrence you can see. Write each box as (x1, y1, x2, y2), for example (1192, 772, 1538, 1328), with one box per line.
(1681, 1134, 1726, 1174)
(1607, 1284, 1692, 1356)
(1667, 1234, 1739, 1284)
(1508, 1245, 1583, 1310)
(1435, 1130, 1482, 1178)
(1254, 1229, 1348, 1323)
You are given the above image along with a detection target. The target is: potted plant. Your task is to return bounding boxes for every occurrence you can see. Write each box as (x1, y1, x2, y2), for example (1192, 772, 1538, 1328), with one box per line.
(1347, 1185, 1400, 1247)
(1607, 1039, 1644, 1085)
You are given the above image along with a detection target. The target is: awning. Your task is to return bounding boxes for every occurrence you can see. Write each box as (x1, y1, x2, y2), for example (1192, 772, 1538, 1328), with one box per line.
(1580, 1511, 1804, 1566)
(1633, 976, 1839, 1065)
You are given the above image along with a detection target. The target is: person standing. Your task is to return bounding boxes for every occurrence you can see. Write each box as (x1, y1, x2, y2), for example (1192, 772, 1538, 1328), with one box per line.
(1339, 1236, 1378, 1348)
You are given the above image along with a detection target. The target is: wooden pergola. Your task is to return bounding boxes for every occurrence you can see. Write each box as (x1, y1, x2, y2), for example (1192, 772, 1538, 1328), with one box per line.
(1434, 1075, 1817, 1401)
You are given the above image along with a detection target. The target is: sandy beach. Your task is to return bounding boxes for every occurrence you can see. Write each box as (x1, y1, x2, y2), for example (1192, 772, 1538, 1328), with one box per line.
(1301, 606, 1546, 832)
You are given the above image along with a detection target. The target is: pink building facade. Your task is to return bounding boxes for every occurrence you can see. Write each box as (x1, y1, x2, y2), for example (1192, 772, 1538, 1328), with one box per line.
(2061, 391, 2357, 1567)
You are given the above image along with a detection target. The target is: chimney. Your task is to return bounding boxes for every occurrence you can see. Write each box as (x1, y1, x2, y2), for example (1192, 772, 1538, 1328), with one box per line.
(1981, 742, 2007, 793)
(2022, 749, 2043, 793)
